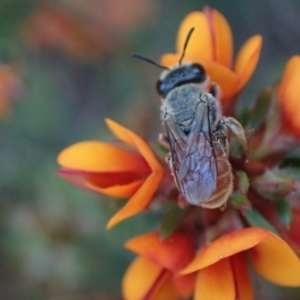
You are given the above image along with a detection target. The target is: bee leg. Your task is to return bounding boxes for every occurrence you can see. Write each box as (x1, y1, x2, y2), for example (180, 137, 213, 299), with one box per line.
(213, 121, 229, 156)
(158, 133, 170, 149)
(223, 117, 247, 151)
(207, 84, 222, 129)
(166, 153, 182, 194)
(209, 82, 221, 99)
(177, 194, 189, 208)
(165, 153, 173, 171)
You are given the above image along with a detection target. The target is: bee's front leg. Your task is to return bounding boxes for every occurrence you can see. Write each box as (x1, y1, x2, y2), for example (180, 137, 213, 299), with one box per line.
(213, 121, 229, 156)
(209, 82, 221, 99)
(158, 133, 170, 150)
(165, 153, 181, 190)
(222, 117, 247, 151)
(165, 153, 173, 172)
(164, 153, 188, 207)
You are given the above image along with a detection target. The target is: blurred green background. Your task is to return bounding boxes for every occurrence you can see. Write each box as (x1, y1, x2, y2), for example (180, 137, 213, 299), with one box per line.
(1, 0, 300, 299)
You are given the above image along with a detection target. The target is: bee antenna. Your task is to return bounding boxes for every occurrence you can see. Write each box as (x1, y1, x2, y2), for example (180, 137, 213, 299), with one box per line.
(179, 27, 195, 65)
(131, 53, 169, 70)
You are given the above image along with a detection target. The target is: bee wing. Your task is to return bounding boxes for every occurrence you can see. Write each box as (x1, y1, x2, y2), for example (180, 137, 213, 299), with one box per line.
(164, 101, 217, 206)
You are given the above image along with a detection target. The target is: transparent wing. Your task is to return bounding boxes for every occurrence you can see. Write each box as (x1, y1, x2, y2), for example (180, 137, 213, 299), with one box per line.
(164, 101, 217, 206)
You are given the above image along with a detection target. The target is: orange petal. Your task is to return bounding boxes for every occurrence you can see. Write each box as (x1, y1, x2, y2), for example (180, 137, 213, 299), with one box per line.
(278, 56, 300, 136)
(57, 141, 150, 173)
(161, 55, 238, 102)
(278, 55, 300, 99)
(106, 171, 163, 228)
(204, 7, 233, 68)
(200, 59, 237, 102)
(285, 208, 300, 249)
(234, 35, 263, 92)
(195, 257, 235, 300)
(173, 272, 196, 298)
(105, 119, 163, 173)
(181, 227, 270, 273)
(176, 11, 213, 60)
(231, 253, 254, 300)
(57, 168, 144, 197)
(249, 231, 300, 286)
(86, 178, 144, 198)
(160, 53, 181, 68)
(105, 118, 136, 148)
(280, 88, 300, 137)
(124, 231, 195, 272)
(148, 271, 180, 300)
(122, 256, 163, 300)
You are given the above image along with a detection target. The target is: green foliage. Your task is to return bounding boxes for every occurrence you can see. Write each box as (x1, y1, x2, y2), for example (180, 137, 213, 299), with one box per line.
(275, 198, 293, 229)
(244, 208, 278, 234)
(159, 205, 187, 238)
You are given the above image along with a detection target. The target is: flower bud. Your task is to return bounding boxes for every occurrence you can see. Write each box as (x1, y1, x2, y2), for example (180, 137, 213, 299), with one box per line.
(251, 168, 298, 201)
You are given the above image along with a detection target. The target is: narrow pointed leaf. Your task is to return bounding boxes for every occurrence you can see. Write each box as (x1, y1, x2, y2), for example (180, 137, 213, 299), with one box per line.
(275, 198, 292, 228)
(248, 88, 272, 129)
(230, 192, 250, 209)
(159, 205, 187, 238)
(236, 171, 250, 193)
(244, 208, 278, 234)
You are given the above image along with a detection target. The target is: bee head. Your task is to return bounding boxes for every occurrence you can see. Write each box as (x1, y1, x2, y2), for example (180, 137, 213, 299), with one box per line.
(156, 63, 206, 97)
(132, 27, 204, 97)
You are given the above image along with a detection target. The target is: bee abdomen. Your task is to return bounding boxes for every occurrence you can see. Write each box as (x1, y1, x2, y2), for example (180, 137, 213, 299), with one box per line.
(200, 158, 232, 209)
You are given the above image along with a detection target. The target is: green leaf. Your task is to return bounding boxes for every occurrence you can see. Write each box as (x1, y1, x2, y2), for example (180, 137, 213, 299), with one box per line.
(280, 157, 300, 168)
(157, 143, 170, 153)
(275, 198, 293, 228)
(236, 171, 250, 193)
(230, 192, 250, 208)
(244, 208, 278, 234)
(159, 205, 186, 238)
(239, 108, 252, 127)
(248, 88, 272, 129)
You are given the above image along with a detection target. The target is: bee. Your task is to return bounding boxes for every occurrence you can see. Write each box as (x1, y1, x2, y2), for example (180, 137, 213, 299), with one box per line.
(132, 28, 247, 209)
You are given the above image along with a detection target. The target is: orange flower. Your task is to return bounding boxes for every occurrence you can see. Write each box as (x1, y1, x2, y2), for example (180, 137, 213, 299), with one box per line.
(181, 227, 300, 300)
(57, 119, 163, 229)
(161, 7, 262, 102)
(24, 2, 158, 61)
(285, 208, 300, 250)
(122, 231, 196, 300)
(278, 55, 300, 138)
(0, 63, 22, 119)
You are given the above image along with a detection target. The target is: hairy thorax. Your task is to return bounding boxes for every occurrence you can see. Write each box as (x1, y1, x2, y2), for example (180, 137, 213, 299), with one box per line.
(161, 84, 204, 133)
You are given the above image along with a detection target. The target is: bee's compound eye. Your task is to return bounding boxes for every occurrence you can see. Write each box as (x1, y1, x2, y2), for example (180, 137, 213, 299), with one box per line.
(191, 63, 206, 83)
(156, 80, 165, 95)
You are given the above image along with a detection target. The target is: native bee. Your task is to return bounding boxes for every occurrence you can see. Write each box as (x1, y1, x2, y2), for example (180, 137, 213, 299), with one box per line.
(132, 28, 247, 209)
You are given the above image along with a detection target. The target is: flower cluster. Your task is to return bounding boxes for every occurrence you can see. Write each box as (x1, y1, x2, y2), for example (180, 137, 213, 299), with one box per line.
(57, 7, 300, 300)
(24, 1, 158, 61)
(0, 63, 22, 119)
